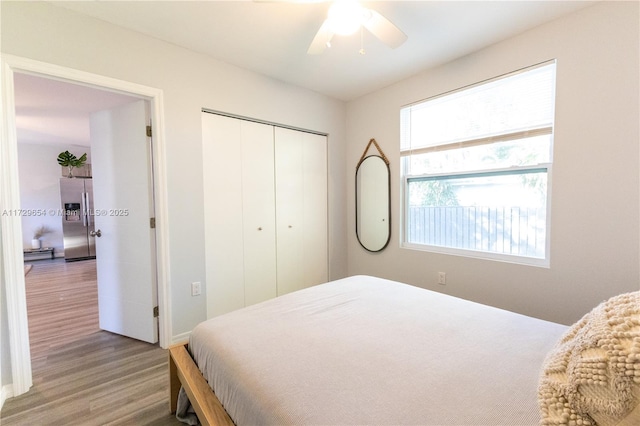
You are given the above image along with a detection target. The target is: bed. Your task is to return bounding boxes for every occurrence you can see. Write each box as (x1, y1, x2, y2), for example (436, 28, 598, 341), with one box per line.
(168, 275, 640, 425)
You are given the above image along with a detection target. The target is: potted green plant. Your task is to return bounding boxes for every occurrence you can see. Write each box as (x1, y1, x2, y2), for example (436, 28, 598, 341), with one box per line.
(57, 150, 87, 178)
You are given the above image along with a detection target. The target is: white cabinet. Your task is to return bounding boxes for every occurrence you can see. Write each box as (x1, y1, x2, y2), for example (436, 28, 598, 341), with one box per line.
(202, 112, 328, 318)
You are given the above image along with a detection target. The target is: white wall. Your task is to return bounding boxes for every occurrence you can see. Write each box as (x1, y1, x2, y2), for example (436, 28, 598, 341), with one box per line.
(0, 0, 347, 387)
(18, 143, 91, 257)
(346, 1, 640, 325)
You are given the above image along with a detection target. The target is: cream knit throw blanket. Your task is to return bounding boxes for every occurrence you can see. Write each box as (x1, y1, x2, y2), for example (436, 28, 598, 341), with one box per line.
(538, 291, 640, 426)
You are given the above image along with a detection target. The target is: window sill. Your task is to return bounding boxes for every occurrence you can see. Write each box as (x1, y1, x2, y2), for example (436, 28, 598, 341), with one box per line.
(401, 242, 550, 268)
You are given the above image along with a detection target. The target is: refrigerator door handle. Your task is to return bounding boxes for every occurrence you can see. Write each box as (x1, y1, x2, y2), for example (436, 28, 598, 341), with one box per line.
(82, 192, 89, 227)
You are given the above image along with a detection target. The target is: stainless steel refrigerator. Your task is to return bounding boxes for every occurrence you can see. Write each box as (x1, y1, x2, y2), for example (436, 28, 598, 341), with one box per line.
(60, 177, 96, 261)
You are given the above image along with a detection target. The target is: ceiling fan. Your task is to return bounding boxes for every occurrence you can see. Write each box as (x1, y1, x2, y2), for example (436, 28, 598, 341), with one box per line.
(306, 0, 408, 55)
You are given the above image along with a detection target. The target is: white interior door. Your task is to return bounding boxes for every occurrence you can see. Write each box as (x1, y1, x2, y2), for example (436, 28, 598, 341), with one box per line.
(275, 128, 305, 294)
(275, 128, 328, 295)
(241, 121, 277, 306)
(90, 100, 158, 343)
(203, 113, 246, 317)
(301, 132, 328, 285)
(202, 113, 277, 317)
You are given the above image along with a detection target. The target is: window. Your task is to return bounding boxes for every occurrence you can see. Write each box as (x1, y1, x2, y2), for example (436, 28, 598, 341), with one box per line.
(400, 62, 556, 266)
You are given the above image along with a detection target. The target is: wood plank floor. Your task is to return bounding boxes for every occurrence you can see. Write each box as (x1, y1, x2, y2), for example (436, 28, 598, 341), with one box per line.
(24, 259, 100, 363)
(1, 259, 182, 425)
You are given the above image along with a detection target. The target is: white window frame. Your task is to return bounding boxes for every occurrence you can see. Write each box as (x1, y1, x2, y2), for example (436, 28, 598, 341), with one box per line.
(400, 62, 556, 267)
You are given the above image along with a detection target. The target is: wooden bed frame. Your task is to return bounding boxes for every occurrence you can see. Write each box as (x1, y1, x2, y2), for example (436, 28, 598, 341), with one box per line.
(168, 343, 234, 426)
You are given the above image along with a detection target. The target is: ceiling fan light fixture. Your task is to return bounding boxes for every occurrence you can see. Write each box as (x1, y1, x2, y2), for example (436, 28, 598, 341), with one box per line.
(307, 0, 406, 55)
(327, 0, 364, 36)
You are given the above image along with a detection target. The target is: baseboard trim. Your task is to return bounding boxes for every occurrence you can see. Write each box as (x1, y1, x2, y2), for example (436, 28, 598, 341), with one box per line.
(171, 331, 191, 345)
(1, 384, 14, 411)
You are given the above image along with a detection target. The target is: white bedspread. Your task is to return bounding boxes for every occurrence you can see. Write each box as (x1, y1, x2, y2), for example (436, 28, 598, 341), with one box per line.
(189, 275, 567, 425)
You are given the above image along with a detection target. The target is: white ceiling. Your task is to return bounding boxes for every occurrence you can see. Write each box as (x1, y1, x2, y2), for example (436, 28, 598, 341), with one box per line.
(15, 1, 597, 148)
(49, 0, 597, 101)
(14, 73, 139, 147)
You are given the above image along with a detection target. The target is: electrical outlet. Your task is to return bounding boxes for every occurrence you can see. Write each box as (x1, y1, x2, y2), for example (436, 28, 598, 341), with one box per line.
(438, 272, 446, 285)
(191, 281, 201, 296)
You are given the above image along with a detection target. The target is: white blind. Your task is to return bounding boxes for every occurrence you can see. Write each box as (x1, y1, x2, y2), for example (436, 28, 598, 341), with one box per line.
(401, 62, 556, 152)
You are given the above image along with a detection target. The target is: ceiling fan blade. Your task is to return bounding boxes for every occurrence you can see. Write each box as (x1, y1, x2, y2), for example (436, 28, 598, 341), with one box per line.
(362, 9, 407, 49)
(307, 20, 334, 55)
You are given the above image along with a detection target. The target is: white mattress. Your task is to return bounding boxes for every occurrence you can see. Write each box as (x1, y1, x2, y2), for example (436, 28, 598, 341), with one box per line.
(189, 275, 567, 425)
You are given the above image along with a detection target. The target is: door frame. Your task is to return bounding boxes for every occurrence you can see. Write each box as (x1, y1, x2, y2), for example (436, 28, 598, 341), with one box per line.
(0, 54, 172, 397)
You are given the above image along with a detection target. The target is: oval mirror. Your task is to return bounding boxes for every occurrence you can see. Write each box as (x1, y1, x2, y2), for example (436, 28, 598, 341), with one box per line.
(356, 155, 391, 252)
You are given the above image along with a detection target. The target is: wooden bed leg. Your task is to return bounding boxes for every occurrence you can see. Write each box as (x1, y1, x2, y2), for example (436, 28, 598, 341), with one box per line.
(169, 346, 181, 413)
(168, 342, 235, 426)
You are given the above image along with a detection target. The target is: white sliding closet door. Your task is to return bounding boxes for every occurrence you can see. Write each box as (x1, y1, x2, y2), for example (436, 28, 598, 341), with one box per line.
(203, 112, 327, 318)
(203, 113, 246, 317)
(203, 114, 276, 317)
(241, 122, 277, 306)
(275, 128, 328, 295)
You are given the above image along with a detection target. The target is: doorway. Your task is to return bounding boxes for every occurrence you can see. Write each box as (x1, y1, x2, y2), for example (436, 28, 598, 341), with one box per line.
(15, 72, 154, 348)
(1, 55, 171, 397)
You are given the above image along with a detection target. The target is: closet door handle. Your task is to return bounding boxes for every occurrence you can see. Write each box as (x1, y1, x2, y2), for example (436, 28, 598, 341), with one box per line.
(258, 227, 263, 231)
